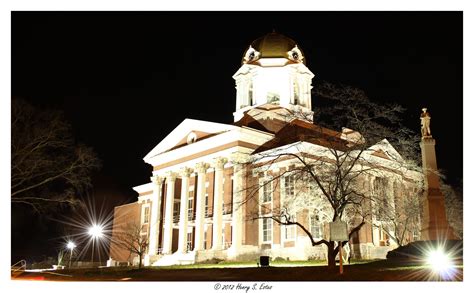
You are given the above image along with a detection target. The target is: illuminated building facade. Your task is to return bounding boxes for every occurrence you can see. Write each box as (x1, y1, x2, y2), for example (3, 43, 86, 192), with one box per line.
(109, 32, 423, 266)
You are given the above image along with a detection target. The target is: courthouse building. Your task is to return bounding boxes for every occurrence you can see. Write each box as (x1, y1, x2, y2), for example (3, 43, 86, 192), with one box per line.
(109, 32, 422, 266)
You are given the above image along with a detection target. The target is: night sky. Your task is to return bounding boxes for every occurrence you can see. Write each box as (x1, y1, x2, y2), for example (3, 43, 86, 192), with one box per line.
(11, 11, 462, 263)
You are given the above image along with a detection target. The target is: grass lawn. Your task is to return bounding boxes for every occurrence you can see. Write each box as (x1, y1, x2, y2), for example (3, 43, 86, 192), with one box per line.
(12, 259, 463, 281)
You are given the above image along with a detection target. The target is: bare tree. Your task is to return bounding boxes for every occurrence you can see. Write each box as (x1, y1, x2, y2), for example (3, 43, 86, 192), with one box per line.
(372, 178, 422, 246)
(441, 182, 463, 239)
(111, 222, 149, 268)
(11, 98, 101, 212)
(241, 82, 422, 269)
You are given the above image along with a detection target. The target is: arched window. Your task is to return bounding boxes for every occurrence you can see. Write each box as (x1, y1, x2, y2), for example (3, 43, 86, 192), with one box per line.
(293, 81, 299, 105)
(248, 82, 254, 105)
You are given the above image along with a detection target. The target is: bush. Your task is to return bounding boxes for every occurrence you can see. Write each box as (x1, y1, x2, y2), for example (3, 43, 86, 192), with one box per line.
(30, 260, 55, 270)
(197, 258, 223, 264)
(386, 240, 463, 261)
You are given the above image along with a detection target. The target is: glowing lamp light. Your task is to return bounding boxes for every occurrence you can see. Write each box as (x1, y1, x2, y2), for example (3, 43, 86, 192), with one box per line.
(66, 241, 76, 250)
(88, 224, 104, 239)
(426, 248, 457, 280)
(427, 249, 450, 271)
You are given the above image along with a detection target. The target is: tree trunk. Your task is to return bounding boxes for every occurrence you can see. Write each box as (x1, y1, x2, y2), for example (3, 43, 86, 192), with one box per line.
(326, 241, 336, 270)
(138, 254, 142, 268)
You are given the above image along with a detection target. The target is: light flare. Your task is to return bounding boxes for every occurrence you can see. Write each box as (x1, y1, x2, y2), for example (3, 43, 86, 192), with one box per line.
(88, 224, 104, 239)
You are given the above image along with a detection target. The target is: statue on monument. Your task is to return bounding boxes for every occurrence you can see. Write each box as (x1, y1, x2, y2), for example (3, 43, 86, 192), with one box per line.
(420, 107, 431, 137)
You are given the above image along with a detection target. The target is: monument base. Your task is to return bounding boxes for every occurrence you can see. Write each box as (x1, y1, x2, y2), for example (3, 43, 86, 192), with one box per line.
(421, 224, 458, 241)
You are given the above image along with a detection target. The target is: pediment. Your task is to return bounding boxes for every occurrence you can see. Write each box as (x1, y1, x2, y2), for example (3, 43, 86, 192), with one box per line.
(144, 119, 239, 161)
(171, 130, 217, 151)
(368, 139, 404, 162)
(371, 149, 391, 160)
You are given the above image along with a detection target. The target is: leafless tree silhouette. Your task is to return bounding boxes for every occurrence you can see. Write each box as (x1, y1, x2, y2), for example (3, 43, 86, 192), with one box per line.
(11, 98, 100, 212)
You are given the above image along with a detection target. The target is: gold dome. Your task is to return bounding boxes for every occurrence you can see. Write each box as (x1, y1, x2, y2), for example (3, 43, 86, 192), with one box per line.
(242, 32, 306, 65)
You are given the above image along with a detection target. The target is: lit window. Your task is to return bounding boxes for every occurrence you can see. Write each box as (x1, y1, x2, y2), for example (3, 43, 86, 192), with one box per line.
(222, 227, 225, 246)
(186, 132, 197, 145)
(373, 177, 389, 220)
(248, 82, 254, 106)
(262, 181, 272, 203)
(284, 175, 295, 197)
(263, 218, 272, 242)
(267, 93, 280, 104)
(293, 82, 299, 104)
(310, 214, 322, 239)
(173, 202, 180, 222)
(413, 229, 420, 241)
(283, 214, 296, 240)
(187, 231, 193, 252)
(143, 206, 150, 224)
(188, 197, 193, 221)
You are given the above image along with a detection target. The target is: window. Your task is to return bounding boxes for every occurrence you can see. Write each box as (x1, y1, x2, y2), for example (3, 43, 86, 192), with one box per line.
(248, 82, 254, 106)
(203, 231, 207, 249)
(262, 181, 272, 203)
(373, 177, 389, 220)
(262, 218, 272, 242)
(205, 193, 209, 217)
(310, 214, 322, 239)
(188, 197, 194, 221)
(187, 231, 193, 252)
(284, 175, 295, 197)
(267, 93, 280, 104)
(173, 202, 180, 223)
(413, 229, 420, 241)
(143, 206, 150, 224)
(186, 132, 197, 144)
(283, 215, 296, 240)
(293, 81, 299, 104)
(222, 227, 225, 246)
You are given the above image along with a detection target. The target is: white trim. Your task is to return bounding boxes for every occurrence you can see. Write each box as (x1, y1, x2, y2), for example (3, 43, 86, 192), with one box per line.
(133, 182, 154, 194)
(147, 127, 273, 171)
(144, 119, 239, 160)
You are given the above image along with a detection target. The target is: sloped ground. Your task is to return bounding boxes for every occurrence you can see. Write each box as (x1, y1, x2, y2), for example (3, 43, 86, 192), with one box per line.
(11, 260, 463, 281)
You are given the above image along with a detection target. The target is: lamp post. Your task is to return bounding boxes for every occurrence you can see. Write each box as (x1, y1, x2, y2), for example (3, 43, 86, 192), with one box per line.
(66, 241, 76, 268)
(88, 224, 103, 266)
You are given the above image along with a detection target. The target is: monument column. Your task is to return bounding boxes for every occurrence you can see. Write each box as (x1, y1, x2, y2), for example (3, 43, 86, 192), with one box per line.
(419, 108, 456, 240)
(212, 157, 228, 250)
(162, 172, 177, 254)
(149, 175, 164, 255)
(194, 162, 209, 251)
(177, 167, 193, 253)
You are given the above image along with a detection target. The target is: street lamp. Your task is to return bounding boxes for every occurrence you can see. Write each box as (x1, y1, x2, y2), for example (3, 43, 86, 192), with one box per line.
(88, 224, 104, 239)
(66, 241, 76, 268)
(88, 224, 103, 265)
(426, 248, 455, 276)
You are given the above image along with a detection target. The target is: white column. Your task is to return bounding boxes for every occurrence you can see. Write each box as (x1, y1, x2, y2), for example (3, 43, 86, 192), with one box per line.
(162, 172, 177, 255)
(212, 157, 227, 250)
(148, 175, 164, 256)
(229, 162, 245, 256)
(194, 162, 209, 251)
(177, 167, 193, 254)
